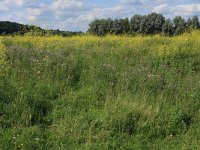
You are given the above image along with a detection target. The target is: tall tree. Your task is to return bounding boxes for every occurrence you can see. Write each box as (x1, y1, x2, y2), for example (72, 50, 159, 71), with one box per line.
(130, 15, 143, 34)
(187, 16, 199, 31)
(98, 19, 109, 35)
(162, 19, 174, 36)
(173, 16, 186, 35)
(187, 18, 192, 28)
(113, 19, 122, 34)
(106, 19, 114, 34)
(119, 18, 130, 34)
(191, 16, 199, 29)
(153, 13, 166, 34)
(139, 13, 165, 34)
(139, 15, 148, 34)
(88, 19, 108, 35)
(88, 19, 100, 35)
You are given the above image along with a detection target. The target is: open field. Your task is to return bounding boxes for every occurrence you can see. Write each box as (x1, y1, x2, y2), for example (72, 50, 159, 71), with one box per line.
(0, 32, 200, 149)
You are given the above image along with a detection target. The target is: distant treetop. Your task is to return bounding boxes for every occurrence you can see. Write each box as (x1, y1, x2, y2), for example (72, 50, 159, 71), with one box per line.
(0, 21, 83, 36)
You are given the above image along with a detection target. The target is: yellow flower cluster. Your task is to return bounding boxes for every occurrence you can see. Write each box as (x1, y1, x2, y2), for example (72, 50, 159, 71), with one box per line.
(0, 37, 6, 65)
(1, 30, 200, 59)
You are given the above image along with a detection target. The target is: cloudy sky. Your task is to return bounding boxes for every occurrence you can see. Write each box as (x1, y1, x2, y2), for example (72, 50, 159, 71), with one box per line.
(0, 0, 200, 31)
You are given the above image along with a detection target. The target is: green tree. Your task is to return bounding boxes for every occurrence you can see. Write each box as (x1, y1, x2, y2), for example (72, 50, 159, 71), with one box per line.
(191, 16, 199, 29)
(139, 13, 165, 34)
(88, 19, 111, 35)
(88, 19, 100, 35)
(130, 15, 143, 34)
(106, 19, 114, 34)
(139, 15, 148, 34)
(98, 19, 109, 35)
(187, 16, 199, 31)
(173, 16, 186, 35)
(187, 18, 192, 28)
(162, 19, 174, 36)
(113, 19, 122, 34)
(153, 13, 166, 34)
(119, 18, 130, 34)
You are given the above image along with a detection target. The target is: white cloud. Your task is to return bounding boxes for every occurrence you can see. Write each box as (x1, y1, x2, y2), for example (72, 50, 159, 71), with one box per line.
(23, 8, 42, 21)
(120, 0, 143, 5)
(0, 0, 33, 11)
(152, 4, 171, 15)
(14, 0, 31, 6)
(1, 0, 200, 31)
(174, 4, 200, 16)
(12, 0, 145, 31)
(0, 0, 13, 11)
(51, 0, 85, 10)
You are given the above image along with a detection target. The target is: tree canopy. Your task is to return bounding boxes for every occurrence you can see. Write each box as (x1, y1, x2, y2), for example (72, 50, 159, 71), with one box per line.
(88, 13, 200, 36)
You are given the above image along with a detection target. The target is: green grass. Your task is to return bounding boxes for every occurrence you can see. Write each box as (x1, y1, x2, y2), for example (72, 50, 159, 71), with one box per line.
(0, 34, 200, 150)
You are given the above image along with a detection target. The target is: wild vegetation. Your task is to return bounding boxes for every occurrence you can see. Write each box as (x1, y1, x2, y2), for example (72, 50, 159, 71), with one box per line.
(0, 31, 200, 149)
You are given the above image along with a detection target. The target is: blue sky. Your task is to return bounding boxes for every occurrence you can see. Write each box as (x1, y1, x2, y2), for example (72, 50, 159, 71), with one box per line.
(0, 0, 200, 31)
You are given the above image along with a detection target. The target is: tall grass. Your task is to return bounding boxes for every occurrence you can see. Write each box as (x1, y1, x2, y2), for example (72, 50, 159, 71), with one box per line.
(0, 31, 200, 149)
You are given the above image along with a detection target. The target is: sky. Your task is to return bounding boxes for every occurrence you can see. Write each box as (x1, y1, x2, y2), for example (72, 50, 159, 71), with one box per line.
(0, 0, 200, 31)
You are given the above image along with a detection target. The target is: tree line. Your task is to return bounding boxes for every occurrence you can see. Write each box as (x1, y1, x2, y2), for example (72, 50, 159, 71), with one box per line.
(88, 13, 200, 36)
(1, 13, 199, 37)
(0, 21, 83, 36)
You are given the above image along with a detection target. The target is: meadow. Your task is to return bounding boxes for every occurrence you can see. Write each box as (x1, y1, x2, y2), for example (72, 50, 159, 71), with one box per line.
(0, 32, 200, 150)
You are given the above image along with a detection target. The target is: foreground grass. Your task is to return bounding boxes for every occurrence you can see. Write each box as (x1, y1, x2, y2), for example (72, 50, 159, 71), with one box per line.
(0, 32, 200, 149)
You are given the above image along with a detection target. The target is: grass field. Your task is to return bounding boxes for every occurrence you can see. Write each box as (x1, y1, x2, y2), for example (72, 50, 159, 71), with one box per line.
(0, 32, 200, 150)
